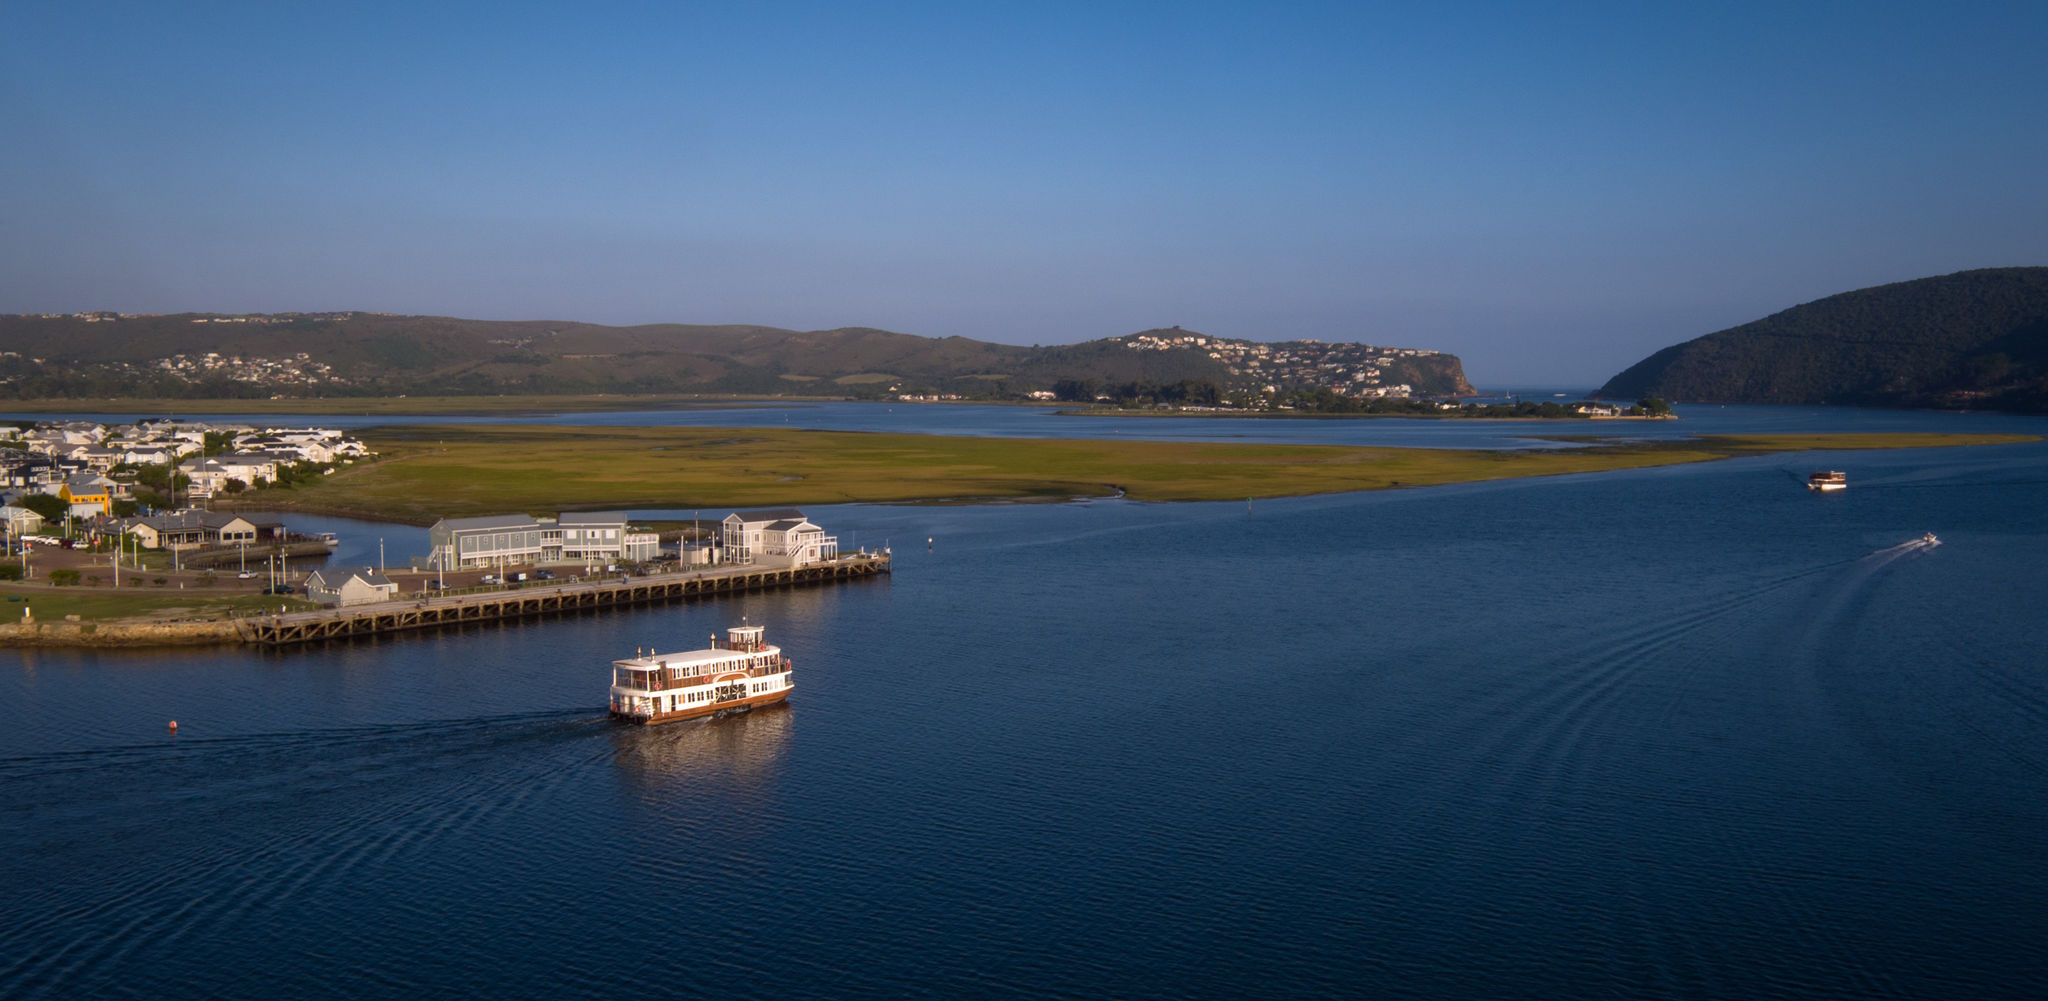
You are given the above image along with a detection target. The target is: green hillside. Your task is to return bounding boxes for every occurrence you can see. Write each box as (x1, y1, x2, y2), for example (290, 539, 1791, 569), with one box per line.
(0, 313, 1471, 401)
(1598, 268, 2048, 410)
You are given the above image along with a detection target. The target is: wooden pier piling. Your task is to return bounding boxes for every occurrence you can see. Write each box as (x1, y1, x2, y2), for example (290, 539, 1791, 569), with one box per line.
(240, 553, 889, 647)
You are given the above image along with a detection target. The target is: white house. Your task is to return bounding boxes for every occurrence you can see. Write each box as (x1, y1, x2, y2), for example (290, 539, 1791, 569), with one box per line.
(305, 569, 399, 607)
(179, 454, 281, 497)
(0, 505, 46, 539)
(722, 508, 837, 567)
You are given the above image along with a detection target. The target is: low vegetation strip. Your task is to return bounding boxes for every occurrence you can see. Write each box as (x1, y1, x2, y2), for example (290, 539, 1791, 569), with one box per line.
(233, 426, 2038, 522)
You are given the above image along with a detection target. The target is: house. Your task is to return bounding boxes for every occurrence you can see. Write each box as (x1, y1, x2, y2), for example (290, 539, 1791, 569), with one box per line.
(0, 454, 57, 489)
(0, 505, 45, 539)
(212, 514, 286, 544)
(125, 510, 215, 550)
(119, 445, 183, 466)
(1570, 402, 1621, 417)
(721, 509, 837, 567)
(305, 569, 399, 607)
(121, 510, 288, 549)
(56, 475, 113, 518)
(179, 454, 280, 498)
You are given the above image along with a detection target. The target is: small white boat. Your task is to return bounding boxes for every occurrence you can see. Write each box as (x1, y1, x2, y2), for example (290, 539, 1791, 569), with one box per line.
(1807, 471, 1847, 492)
(1922, 532, 1939, 546)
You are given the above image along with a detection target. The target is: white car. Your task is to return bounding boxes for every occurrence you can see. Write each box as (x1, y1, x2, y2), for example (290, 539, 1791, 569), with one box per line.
(236, 571, 257, 579)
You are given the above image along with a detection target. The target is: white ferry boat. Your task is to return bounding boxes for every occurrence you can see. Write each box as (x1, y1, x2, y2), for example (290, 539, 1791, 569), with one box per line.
(608, 623, 794, 725)
(1807, 470, 1848, 492)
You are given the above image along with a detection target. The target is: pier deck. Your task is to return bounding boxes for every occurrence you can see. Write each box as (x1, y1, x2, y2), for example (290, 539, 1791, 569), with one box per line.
(240, 553, 889, 646)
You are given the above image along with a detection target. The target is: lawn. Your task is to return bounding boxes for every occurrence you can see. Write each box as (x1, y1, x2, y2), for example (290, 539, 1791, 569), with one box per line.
(0, 586, 315, 623)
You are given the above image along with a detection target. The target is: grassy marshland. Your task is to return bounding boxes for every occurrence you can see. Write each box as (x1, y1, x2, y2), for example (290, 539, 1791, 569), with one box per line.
(231, 425, 2038, 523)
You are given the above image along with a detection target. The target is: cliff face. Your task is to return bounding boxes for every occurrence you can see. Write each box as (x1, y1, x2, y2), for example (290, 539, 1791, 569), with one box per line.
(1392, 353, 1476, 397)
(1599, 268, 2048, 411)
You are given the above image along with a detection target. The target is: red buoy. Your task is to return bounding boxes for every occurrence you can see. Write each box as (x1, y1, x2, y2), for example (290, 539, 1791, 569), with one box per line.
(168, 720, 178, 731)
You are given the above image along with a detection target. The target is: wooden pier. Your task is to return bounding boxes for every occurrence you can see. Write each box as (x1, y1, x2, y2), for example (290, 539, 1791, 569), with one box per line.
(240, 553, 889, 646)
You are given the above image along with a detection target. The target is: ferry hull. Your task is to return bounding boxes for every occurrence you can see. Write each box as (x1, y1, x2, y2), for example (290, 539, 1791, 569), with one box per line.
(612, 687, 792, 725)
(1808, 482, 1846, 492)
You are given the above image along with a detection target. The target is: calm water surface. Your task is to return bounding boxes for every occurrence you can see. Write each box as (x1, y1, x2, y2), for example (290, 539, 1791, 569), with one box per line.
(4, 409, 2046, 998)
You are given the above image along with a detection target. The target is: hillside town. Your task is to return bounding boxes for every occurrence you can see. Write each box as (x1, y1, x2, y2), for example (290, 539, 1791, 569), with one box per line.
(1120, 330, 1432, 397)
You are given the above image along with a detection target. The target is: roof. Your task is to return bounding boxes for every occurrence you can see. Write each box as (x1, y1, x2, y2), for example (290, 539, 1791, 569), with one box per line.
(726, 508, 806, 523)
(307, 570, 395, 589)
(764, 519, 807, 532)
(557, 511, 628, 525)
(434, 513, 542, 532)
(129, 511, 214, 532)
(614, 642, 780, 672)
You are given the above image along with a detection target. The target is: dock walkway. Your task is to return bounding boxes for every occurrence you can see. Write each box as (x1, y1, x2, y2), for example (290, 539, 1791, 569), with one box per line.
(240, 553, 889, 646)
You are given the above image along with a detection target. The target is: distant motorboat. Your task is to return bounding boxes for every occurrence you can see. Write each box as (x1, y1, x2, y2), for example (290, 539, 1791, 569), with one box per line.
(1922, 532, 1939, 546)
(1807, 471, 1847, 492)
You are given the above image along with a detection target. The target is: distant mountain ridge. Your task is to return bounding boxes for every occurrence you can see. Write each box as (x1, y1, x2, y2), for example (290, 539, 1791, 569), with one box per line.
(0, 313, 1473, 400)
(1598, 268, 2048, 411)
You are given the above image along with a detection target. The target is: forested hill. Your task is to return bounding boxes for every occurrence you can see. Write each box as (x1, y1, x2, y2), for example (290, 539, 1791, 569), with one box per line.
(1598, 268, 2048, 411)
(0, 313, 1472, 400)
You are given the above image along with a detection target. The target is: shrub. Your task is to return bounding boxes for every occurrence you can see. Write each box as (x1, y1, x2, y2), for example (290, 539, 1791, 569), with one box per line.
(48, 569, 81, 586)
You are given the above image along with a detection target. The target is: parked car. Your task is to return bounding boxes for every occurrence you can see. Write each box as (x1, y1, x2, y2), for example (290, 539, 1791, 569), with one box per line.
(236, 571, 257, 579)
(264, 585, 295, 595)
(509, 572, 528, 582)
(424, 580, 445, 591)
(479, 574, 500, 585)
(534, 569, 556, 580)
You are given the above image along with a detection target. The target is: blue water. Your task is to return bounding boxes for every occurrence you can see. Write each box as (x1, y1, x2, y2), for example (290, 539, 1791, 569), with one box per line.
(12, 398, 2047, 450)
(4, 410, 2047, 998)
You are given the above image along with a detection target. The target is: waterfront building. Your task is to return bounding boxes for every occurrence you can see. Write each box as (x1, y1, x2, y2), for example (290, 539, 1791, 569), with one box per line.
(427, 514, 549, 571)
(427, 512, 659, 570)
(722, 509, 837, 567)
(124, 510, 214, 550)
(305, 569, 399, 607)
(122, 511, 287, 550)
(557, 511, 660, 565)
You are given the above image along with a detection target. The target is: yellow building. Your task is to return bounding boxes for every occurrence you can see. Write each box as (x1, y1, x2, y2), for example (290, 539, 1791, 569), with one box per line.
(56, 476, 111, 517)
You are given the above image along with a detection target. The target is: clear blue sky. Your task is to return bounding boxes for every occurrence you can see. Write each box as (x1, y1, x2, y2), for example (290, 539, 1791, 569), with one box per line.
(4, 1, 2044, 384)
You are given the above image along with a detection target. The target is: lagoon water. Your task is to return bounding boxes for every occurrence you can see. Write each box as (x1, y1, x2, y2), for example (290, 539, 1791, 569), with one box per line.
(5, 406, 2048, 998)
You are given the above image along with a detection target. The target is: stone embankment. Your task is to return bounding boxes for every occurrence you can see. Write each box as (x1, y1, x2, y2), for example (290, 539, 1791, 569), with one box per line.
(0, 619, 242, 648)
